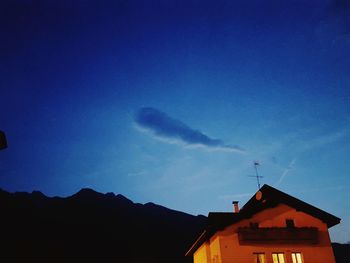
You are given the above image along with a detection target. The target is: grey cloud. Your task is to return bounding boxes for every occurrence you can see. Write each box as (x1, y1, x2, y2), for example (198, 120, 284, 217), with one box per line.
(134, 107, 244, 153)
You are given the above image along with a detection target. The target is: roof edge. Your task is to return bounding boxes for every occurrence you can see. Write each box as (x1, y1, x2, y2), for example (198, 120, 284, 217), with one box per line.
(185, 230, 208, 257)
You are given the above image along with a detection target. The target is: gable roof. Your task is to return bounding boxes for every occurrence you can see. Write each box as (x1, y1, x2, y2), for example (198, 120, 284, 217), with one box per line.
(240, 184, 340, 228)
(185, 184, 340, 256)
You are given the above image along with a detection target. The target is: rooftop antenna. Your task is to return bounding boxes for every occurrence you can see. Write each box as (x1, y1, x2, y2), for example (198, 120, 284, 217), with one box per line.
(253, 161, 263, 190)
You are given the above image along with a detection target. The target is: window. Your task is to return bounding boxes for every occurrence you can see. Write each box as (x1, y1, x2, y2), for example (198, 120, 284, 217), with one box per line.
(272, 253, 285, 263)
(286, 219, 295, 228)
(291, 253, 303, 263)
(253, 253, 265, 263)
(250, 222, 259, 228)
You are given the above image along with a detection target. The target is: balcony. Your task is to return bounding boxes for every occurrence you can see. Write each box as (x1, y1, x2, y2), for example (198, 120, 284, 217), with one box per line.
(237, 227, 319, 245)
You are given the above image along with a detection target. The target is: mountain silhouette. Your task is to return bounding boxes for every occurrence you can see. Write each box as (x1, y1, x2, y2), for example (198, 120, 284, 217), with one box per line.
(0, 188, 347, 263)
(0, 188, 206, 263)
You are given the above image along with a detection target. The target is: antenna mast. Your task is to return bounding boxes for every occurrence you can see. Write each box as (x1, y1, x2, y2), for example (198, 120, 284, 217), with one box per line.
(254, 161, 263, 190)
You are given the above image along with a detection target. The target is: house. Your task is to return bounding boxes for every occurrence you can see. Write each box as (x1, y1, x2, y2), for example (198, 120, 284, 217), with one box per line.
(186, 184, 340, 263)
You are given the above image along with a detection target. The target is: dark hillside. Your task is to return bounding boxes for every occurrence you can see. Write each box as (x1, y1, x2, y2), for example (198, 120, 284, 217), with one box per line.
(0, 188, 206, 263)
(332, 243, 350, 263)
(0, 188, 348, 263)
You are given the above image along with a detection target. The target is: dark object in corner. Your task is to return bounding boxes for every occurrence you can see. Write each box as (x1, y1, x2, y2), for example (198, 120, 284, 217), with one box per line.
(0, 130, 7, 149)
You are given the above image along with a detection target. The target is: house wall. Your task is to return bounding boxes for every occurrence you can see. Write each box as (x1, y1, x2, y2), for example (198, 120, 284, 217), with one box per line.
(193, 236, 223, 263)
(194, 204, 336, 263)
(194, 241, 211, 263)
(209, 236, 221, 263)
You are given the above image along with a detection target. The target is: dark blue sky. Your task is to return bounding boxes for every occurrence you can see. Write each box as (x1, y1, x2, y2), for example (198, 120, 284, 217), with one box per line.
(1, 0, 350, 242)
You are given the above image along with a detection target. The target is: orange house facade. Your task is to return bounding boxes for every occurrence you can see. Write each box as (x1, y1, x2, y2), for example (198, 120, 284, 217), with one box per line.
(186, 185, 340, 263)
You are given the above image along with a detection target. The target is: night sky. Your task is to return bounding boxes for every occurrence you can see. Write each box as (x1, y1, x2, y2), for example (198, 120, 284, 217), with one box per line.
(1, 0, 350, 243)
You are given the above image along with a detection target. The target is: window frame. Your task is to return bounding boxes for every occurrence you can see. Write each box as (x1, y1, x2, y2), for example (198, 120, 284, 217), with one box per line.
(272, 252, 285, 263)
(253, 252, 265, 263)
(291, 252, 303, 263)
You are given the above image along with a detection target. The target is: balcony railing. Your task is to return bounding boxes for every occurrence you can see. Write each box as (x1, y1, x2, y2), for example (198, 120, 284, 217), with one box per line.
(238, 227, 318, 245)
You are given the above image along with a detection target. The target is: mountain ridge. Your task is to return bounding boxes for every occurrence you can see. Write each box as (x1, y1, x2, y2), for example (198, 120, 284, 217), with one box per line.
(0, 187, 347, 263)
(0, 187, 206, 263)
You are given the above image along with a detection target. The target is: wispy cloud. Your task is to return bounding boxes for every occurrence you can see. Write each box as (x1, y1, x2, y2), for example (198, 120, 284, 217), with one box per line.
(275, 158, 297, 187)
(134, 107, 244, 153)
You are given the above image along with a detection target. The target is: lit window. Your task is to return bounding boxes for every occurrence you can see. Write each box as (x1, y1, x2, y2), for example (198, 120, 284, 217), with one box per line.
(272, 253, 285, 263)
(253, 253, 265, 263)
(291, 253, 303, 263)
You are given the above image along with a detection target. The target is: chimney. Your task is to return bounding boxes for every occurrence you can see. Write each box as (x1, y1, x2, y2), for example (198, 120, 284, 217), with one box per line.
(232, 201, 239, 213)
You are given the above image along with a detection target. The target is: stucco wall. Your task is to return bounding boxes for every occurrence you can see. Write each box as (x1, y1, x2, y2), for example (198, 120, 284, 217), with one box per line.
(194, 242, 211, 263)
(209, 236, 221, 263)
